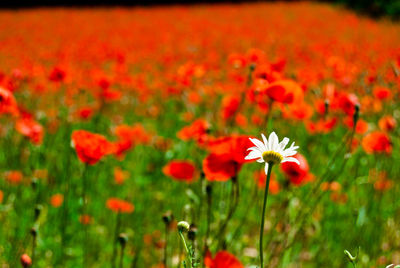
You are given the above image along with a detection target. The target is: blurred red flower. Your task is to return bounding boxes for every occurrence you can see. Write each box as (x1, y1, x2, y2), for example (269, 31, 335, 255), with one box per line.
(177, 119, 210, 142)
(6, 170, 23, 184)
(50, 193, 64, 208)
(163, 160, 196, 182)
(106, 198, 134, 213)
(16, 117, 44, 145)
(378, 115, 396, 132)
(114, 124, 150, 157)
(0, 87, 19, 116)
(281, 153, 311, 185)
(202, 136, 253, 181)
(337, 93, 359, 116)
(254, 170, 280, 194)
(361, 131, 392, 154)
(221, 95, 240, 120)
(114, 167, 129, 184)
(205, 251, 243, 268)
(71, 130, 114, 165)
(48, 67, 66, 82)
(20, 253, 32, 267)
(373, 86, 391, 100)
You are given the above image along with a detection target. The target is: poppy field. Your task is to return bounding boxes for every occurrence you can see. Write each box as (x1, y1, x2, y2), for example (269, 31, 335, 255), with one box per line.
(0, 2, 399, 267)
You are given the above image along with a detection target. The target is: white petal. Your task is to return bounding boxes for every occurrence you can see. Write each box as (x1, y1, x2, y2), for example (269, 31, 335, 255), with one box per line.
(249, 138, 266, 151)
(282, 157, 300, 165)
(261, 134, 269, 150)
(257, 158, 265, 163)
(268, 132, 279, 151)
(264, 162, 269, 174)
(247, 146, 263, 153)
(282, 149, 297, 157)
(245, 150, 262, 160)
(279, 137, 289, 151)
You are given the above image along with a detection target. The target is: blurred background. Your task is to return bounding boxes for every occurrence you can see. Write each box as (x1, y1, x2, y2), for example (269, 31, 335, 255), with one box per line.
(0, 0, 399, 19)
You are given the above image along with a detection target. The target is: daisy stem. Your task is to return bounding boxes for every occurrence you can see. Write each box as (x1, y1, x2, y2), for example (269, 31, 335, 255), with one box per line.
(259, 163, 273, 268)
(179, 231, 193, 268)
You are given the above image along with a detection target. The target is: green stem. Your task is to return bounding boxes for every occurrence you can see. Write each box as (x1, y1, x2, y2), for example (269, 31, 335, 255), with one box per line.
(179, 232, 193, 268)
(259, 163, 273, 268)
(112, 212, 121, 268)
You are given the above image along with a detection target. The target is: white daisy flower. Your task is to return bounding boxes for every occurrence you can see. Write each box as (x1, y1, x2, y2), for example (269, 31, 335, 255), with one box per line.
(245, 131, 300, 174)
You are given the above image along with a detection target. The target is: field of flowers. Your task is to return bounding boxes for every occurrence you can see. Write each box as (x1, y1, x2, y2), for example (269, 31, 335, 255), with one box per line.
(0, 2, 399, 267)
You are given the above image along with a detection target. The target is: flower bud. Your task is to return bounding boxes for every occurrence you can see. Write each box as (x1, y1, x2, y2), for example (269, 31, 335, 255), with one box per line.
(188, 224, 197, 241)
(34, 205, 42, 221)
(324, 99, 330, 115)
(177, 221, 190, 233)
(30, 227, 37, 237)
(162, 210, 173, 226)
(344, 249, 357, 264)
(118, 233, 128, 246)
(20, 253, 32, 267)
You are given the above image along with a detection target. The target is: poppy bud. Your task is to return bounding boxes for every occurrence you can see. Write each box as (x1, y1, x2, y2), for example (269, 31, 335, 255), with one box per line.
(31, 178, 38, 190)
(162, 210, 173, 226)
(30, 227, 37, 237)
(206, 184, 212, 195)
(177, 221, 190, 233)
(324, 99, 329, 115)
(34, 205, 42, 221)
(188, 224, 197, 241)
(118, 233, 128, 246)
(20, 253, 32, 267)
(353, 104, 360, 126)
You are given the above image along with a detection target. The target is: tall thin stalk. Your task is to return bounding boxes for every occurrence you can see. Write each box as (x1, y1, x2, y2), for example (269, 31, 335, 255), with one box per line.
(259, 163, 273, 268)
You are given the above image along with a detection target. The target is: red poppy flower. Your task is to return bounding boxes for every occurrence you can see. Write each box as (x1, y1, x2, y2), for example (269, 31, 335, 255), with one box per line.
(205, 135, 254, 164)
(106, 198, 134, 213)
(101, 89, 122, 102)
(337, 93, 359, 116)
(79, 214, 92, 225)
(48, 67, 66, 82)
(374, 178, 393, 191)
(343, 117, 368, 134)
(261, 80, 303, 104)
(5, 170, 23, 184)
(372, 86, 391, 100)
(71, 130, 114, 165)
(306, 117, 338, 134)
(221, 95, 240, 120)
(177, 119, 210, 142)
(50, 194, 64, 208)
(361, 131, 392, 154)
(163, 160, 196, 182)
(281, 154, 310, 185)
(203, 153, 240, 182)
(77, 107, 93, 120)
(254, 170, 280, 194)
(202, 135, 253, 181)
(114, 124, 150, 157)
(0, 87, 19, 116)
(378, 115, 396, 132)
(20, 254, 32, 268)
(205, 251, 243, 268)
(114, 167, 129, 184)
(15, 117, 44, 145)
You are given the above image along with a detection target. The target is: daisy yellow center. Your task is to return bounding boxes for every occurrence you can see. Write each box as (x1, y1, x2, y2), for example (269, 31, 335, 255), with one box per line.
(262, 151, 283, 164)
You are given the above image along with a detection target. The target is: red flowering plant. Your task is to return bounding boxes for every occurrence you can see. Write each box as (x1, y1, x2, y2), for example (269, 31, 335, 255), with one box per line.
(204, 251, 244, 268)
(71, 130, 114, 165)
(163, 160, 197, 183)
